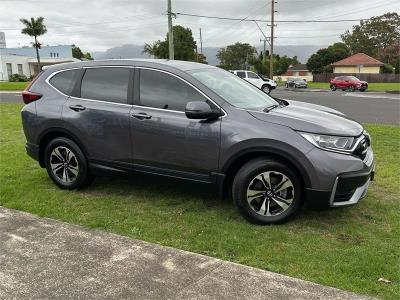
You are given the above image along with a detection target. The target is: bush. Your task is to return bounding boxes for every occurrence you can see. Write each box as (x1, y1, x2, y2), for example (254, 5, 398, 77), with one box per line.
(381, 64, 394, 74)
(9, 73, 29, 82)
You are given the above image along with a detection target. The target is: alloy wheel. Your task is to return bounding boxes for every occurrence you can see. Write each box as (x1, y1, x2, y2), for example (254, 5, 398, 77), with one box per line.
(246, 171, 295, 216)
(263, 86, 270, 94)
(50, 146, 79, 183)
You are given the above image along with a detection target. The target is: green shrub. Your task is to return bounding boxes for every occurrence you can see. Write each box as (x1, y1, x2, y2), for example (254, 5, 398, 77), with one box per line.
(9, 73, 29, 82)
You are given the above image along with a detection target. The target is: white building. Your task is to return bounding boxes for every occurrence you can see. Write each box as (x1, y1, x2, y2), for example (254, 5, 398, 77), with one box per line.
(0, 32, 79, 81)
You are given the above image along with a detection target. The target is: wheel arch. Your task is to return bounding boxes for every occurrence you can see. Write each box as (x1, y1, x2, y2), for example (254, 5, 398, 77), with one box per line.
(220, 147, 313, 198)
(38, 127, 89, 167)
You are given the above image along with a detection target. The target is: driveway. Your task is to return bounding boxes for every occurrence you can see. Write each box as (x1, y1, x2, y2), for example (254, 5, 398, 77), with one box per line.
(0, 207, 375, 299)
(271, 88, 400, 125)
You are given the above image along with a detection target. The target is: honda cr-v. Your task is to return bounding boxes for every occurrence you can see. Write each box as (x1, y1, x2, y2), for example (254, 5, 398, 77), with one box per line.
(21, 60, 375, 224)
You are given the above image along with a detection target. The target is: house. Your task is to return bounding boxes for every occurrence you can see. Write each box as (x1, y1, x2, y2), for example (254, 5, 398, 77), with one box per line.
(331, 53, 384, 74)
(277, 64, 313, 82)
(0, 32, 79, 81)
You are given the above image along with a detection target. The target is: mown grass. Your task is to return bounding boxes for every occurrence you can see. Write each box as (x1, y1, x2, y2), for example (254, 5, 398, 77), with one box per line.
(0, 82, 29, 91)
(307, 82, 400, 92)
(0, 103, 399, 299)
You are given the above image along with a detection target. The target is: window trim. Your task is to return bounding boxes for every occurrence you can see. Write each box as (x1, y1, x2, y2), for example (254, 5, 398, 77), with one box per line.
(136, 66, 227, 117)
(46, 65, 226, 116)
(46, 66, 133, 107)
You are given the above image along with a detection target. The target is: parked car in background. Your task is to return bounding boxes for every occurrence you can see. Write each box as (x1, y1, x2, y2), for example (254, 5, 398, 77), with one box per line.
(231, 70, 277, 94)
(330, 76, 368, 92)
(21, 60, 374, 224)
(286, 77, 308, 89)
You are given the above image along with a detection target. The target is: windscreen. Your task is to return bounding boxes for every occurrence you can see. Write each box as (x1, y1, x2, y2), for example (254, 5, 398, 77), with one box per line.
(189, 68, 277, 111)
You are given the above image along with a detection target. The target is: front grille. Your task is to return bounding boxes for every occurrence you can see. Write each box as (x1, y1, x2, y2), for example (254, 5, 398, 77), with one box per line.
(353, 133, 370, 160)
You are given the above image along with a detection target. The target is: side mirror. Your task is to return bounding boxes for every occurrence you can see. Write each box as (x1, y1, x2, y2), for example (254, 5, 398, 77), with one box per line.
(185, 101, 220, 120)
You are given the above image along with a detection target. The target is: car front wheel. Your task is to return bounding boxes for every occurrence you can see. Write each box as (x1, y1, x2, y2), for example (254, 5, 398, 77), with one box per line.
(262, 85, 271, 94)
(44, 137, 94, 189)
(232, 158, 302, 224)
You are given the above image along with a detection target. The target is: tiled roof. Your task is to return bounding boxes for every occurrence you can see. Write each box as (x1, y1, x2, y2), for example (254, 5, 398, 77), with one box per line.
(331, 53, 384, 66)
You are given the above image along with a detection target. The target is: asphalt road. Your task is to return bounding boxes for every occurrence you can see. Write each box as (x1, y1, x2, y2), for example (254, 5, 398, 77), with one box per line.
(271, 88, 399, 125)
(1, 89, 399, 125)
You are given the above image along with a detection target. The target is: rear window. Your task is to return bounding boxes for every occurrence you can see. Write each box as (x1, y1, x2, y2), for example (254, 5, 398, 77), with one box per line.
(80, 67, 130, 104)
(49, 69, 80, 95)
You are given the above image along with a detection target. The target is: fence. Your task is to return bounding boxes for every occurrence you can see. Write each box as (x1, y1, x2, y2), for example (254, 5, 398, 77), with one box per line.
(313, 73, 400, 83)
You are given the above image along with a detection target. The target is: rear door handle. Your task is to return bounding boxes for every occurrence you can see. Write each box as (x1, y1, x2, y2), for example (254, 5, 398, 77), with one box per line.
(132, 112, 152, 120)
(69, 104, 86, 112)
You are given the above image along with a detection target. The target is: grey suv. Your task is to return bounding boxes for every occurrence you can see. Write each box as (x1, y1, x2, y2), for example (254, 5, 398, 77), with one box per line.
(21, 60, 375, 224)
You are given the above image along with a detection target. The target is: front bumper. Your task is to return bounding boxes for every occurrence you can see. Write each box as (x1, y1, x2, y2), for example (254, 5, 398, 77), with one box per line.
(329, 163, 375, 207)
(305, 146, 375, 208)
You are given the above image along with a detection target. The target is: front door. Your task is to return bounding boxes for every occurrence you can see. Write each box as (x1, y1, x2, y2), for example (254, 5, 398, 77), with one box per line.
(130, 68, 221, 180)
(62, 67, 133, 164)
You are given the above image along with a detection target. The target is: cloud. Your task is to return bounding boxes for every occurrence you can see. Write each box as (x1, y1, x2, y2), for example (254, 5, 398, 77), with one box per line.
(0, 0, 397, 52)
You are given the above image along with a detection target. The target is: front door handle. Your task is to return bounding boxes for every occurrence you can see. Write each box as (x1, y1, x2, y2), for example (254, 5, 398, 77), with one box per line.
(69, 104, 86, 112)
(132, 112, 152, 120)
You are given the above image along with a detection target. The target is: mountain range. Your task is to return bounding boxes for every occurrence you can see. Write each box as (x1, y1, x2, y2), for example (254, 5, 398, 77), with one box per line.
(92, 44, 325, 65)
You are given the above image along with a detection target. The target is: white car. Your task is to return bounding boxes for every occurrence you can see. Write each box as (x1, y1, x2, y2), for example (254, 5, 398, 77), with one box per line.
(231, 70, 277, 94)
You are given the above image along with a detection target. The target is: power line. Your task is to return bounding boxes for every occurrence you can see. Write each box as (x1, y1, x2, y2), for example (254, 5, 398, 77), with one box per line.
(175, 12, 370, 23)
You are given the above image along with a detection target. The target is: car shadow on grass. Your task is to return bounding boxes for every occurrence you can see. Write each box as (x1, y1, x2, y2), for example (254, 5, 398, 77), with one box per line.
(75, 172, 363, 227)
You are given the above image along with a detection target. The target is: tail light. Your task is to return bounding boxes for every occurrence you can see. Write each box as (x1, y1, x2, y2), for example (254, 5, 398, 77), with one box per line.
(22, 71, 43, 104)
(22, 90, 42, 104)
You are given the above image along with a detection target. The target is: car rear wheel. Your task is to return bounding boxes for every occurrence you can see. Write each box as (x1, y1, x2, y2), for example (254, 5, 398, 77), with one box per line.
(330, 84, 337, 91)
(44, 137, 94, 189)
(262, 85, 271, 94)
(232, 158, 302, 224)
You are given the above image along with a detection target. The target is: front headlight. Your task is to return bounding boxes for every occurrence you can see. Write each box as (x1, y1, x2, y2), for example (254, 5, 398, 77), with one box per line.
(300, 132, 355, 154)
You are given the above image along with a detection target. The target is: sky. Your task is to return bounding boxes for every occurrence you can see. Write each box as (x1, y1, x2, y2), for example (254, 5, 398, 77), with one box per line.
(1, 0, 399, 53)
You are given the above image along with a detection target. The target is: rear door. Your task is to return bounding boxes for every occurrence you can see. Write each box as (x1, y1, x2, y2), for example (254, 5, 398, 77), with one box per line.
(62, 67, 133, 164)
(246, 71, 262, 88)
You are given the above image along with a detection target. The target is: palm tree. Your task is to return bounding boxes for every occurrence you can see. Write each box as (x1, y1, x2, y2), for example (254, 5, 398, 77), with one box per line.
(20, 17, 47, 73)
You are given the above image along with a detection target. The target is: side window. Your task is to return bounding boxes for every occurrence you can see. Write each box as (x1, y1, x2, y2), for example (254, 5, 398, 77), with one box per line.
(139, 69, 207, 111)
(247, 72, 259, 79)
(49, 69, 80, 95)
(236, 71, 246, 78)
(81, 67, 130, 104)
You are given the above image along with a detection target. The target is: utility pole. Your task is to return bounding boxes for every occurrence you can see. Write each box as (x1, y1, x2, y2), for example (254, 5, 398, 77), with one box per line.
(199, 28, 203, 54)
(269, 0, 275, 79)
(167, 0, 174, 60)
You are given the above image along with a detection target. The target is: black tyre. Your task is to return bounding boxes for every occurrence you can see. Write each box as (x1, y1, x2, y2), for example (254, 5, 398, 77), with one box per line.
(232, 158, 302, 224)
(330, 84, 337, 91)
(360, 88, 366, 92)
(44, 137, 94, 189)
(341, 89, 346, 91)
(262, 85, 271, 94)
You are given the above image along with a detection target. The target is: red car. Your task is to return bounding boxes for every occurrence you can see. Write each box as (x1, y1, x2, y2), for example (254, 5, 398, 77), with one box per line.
(330, 76, 368, 92)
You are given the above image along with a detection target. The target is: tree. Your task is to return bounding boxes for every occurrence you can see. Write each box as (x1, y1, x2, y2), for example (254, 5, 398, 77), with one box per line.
(378, 43, 400, 72)
(143, 26, 201, 62)
(72, 45, 93, 60)
(217, 43, 257, 70)
(307, 42, 351, 74)
(274, 55, 300, 75)
(341, 12, 400, 57)
(20, 17, 47, 72)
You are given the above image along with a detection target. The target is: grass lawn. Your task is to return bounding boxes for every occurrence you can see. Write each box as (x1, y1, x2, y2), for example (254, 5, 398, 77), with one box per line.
(0, 81, 29, 91)
(307, 82, 400, 92)
(1, 103, 399, 299)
